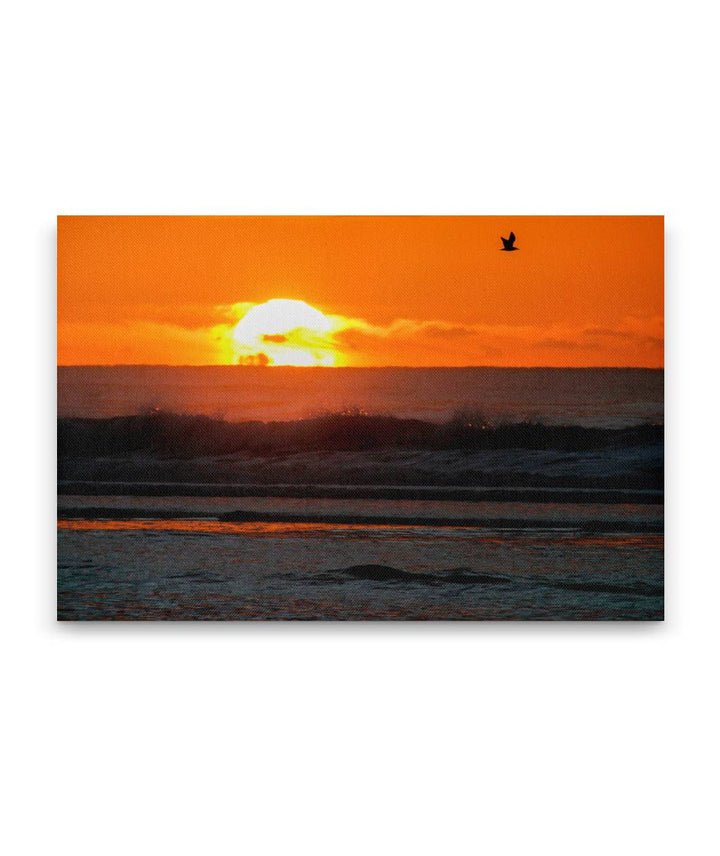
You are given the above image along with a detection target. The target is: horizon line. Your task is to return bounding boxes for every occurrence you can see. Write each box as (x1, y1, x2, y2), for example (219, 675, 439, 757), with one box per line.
(57, 363, 664, 370)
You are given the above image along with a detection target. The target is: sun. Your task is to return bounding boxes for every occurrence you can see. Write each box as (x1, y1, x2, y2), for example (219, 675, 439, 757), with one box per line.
(230, 298, 339, 366)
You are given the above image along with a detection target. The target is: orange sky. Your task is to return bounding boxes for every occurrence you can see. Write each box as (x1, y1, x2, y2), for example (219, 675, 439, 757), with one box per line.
(57, 216, 663, 367)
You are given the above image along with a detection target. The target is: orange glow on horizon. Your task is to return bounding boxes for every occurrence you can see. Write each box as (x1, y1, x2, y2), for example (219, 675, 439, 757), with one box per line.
(58, 216, 663, 368)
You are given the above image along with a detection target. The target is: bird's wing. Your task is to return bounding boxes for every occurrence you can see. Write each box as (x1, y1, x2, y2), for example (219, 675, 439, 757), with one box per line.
(501, 236, 510, 249)
(509, 231, 516, 244)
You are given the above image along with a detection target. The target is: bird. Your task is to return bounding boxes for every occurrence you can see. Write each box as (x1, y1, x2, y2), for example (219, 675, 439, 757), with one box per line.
(500, 232, 518, 251)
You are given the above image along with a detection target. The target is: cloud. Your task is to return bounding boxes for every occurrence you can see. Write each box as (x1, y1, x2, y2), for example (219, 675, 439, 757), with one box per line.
(327, 312, 663, 366)
(532, 338, 601, 351)
(237, 352, 270, 366)
(59, 302, 663, 368)
(643, 336, 664, 348)
(59, 301, 238, 330)
(57, 320, 233, 365)
(582, 318, 664, 346)
(420, 324, 477, 339)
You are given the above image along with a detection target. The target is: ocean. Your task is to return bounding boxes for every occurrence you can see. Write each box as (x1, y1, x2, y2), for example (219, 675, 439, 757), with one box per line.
(57, 367, 664, 620)
(57, 366, 663, 427)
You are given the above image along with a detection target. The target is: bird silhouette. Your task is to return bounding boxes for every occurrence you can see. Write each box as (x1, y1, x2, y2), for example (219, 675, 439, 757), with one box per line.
(500, 232, 518, 251)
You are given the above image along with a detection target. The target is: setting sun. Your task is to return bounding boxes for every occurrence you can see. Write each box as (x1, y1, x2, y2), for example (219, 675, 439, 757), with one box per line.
(57, 216, 663, 367)
(231, 298, 339, 366)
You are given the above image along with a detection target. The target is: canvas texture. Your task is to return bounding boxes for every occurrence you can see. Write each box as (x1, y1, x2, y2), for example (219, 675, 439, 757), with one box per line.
(57, 216, 664, 620)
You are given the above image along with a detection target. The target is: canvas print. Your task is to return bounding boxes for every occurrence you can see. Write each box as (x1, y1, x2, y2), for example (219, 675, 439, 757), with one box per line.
(57, 216, 664, 620)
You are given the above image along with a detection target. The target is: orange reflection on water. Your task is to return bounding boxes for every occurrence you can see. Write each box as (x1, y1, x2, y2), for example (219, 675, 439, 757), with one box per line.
(58, 518, 662, 550)
(57, 518, 450, 536)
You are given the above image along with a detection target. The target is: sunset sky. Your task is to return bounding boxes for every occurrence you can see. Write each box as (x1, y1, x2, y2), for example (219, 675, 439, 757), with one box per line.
(57, 216, 663, 367)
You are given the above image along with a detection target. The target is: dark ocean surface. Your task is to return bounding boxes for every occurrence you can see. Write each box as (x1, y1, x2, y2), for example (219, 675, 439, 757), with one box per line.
(57, 497, 663, 620)
(58, 365, 663, 427)
(57, 367, 663, 620)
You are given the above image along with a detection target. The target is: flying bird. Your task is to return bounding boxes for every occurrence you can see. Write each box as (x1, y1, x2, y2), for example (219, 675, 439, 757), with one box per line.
(500, 232, 518, 251)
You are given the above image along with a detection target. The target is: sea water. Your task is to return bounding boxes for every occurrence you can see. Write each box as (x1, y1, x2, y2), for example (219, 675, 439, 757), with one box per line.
(57, 367, 664, 620)
(57, 496, 663, 620)
(58, 366, 663, 427)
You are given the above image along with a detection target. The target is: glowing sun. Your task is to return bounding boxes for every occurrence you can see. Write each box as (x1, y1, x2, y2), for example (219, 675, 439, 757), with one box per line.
(231, 298, 339, 366)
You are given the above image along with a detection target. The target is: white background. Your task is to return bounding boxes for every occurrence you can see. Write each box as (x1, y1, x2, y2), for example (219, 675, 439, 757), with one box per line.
(2, 1, 718, 854)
